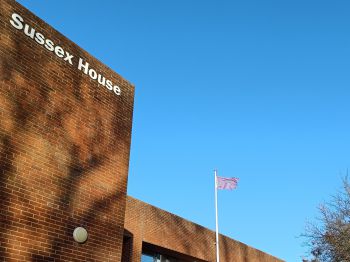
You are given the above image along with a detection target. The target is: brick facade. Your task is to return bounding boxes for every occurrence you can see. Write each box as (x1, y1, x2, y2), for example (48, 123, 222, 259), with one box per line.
(0, 1, 283, 261)
(0, 0, 134, 261)
(124, 197, 283, 262)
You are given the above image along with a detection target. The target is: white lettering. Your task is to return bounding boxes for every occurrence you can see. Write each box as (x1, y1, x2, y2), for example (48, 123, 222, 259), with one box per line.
(78, 58, 89, 74)
(64, 52, 74, 65)
(89, 68, 98, 80)
(54, 46, 64, 58)
(9, 12, 122, 96)
(44, 39, 54, 52)
(106, 80, 113, 90)
(24, 24, 35, 38)
(34, 32, 45, 45)
(10, 13, 23, 30)
(113, 85, 121, 96)
(97, 74, 106, 86)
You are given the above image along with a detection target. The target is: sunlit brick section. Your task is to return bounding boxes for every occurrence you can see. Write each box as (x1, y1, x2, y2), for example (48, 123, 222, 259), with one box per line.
(124, 197, 284, 262)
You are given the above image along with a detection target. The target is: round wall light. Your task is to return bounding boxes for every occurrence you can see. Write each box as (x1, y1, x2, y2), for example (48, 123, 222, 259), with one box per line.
(73, 227, 88, 243)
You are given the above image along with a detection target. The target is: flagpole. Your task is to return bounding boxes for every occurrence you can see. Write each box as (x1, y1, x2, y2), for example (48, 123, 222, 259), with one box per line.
(214, 170, 220, 262)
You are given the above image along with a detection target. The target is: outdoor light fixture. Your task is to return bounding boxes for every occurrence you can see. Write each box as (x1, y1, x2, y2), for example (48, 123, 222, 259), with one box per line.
(73, 227, 88, 243)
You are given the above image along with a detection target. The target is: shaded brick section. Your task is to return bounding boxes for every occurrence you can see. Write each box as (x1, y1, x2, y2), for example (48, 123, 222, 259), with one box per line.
(125, 197, 284, 262)
(0, 0, 134, 261)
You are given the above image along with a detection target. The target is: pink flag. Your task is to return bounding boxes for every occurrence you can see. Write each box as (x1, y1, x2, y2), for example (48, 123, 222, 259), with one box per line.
(216, 176, 239, 190)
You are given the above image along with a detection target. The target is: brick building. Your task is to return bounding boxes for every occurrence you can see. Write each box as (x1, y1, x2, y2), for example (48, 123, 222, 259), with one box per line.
(0, 1, 283, 261)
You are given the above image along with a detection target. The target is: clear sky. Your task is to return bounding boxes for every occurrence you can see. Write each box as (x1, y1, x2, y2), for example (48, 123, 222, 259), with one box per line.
(16, 0, 350, 261)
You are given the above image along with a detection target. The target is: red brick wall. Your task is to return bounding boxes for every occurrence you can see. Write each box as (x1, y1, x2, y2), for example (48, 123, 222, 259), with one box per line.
(125, 197, 284, 262)
(0, 0, 134, 261)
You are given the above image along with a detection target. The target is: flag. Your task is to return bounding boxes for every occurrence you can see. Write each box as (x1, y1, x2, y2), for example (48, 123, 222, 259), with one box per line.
(216, 176, 239, 190)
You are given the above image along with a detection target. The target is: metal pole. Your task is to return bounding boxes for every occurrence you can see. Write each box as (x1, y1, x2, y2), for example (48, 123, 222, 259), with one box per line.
(214, 170, 220, 262)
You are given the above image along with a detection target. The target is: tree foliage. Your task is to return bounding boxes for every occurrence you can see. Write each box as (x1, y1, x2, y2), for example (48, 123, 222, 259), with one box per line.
(304, 177, 350, 262)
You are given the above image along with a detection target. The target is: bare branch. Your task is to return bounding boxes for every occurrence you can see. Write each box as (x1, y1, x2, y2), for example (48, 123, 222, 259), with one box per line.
(303, 176, 350, 261)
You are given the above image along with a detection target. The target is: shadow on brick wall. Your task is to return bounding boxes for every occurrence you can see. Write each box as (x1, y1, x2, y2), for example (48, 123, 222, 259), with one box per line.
(0, 15, 129, 260)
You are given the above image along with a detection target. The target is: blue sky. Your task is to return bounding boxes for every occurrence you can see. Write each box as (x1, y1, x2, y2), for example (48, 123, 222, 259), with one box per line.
(17, 0, 350, 261)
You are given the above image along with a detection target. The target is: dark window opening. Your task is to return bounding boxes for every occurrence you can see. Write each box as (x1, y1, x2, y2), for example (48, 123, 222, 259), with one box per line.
(142, 242, 206, 262)
(121, 231, 133, 262)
